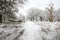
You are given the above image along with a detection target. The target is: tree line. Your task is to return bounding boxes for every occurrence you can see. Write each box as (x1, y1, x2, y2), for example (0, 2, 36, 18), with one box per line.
(0, 0, 60, 22)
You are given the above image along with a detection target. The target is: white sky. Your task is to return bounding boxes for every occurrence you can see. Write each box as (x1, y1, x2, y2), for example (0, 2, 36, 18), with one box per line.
(24, 0, 60, 10)
(18, 0, 60, 16)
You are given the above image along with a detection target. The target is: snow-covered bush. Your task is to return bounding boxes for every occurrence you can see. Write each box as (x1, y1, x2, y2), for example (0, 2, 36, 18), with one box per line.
(0, 23, 24, 40)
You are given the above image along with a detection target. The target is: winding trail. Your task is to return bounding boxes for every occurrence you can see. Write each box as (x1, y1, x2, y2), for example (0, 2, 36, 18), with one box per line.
(20, 21, 42, 40)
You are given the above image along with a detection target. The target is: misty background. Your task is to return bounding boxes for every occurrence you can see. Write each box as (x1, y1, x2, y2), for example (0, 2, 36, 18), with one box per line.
(16, 0, 60, 22)
(20, 0, 60, 16)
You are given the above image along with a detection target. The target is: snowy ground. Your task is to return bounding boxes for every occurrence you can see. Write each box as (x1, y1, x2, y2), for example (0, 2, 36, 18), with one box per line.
(0, 21, 60, 40)
(36, 22, 60, 40)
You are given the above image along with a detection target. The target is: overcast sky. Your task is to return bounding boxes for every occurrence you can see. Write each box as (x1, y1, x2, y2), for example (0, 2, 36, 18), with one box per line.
(17, 0, 60, 16)
(24, 0, 60, 10)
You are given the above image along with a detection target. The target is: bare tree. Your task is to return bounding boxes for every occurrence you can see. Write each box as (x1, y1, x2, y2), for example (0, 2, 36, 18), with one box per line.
(46, 4, 54, 22)
(27, 8, 47, 21)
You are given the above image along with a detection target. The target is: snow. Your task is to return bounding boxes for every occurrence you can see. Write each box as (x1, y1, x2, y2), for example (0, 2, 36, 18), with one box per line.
(20, 21, 60, 40)
(0, 21, 60, 40)
(36, 22, 60, 40)
(20, 21, 42, 40)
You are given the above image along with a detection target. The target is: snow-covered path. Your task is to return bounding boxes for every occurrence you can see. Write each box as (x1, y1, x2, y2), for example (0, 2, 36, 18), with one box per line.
(20, 21, 42, 40)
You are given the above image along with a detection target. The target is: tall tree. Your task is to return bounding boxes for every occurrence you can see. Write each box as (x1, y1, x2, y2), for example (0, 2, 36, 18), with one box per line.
(46, 4, 54, 22)
(0, 0, 27, 20)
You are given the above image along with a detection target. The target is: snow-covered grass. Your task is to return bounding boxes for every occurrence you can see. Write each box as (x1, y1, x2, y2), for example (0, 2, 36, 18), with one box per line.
(36, 21, 60, 40)
(0, 21, 60, 40)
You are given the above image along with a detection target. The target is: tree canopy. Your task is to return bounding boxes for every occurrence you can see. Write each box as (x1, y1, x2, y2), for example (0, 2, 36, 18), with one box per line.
(0, 0, 27, 19)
